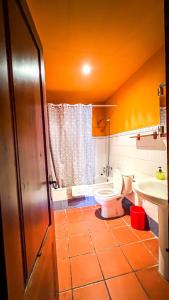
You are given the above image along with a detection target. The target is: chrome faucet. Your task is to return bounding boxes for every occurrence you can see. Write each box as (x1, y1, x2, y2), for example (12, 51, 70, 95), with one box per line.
(102, 165, 112, 177)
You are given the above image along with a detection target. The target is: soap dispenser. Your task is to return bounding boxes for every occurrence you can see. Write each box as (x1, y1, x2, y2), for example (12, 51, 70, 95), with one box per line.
(155, 166, 166, 180)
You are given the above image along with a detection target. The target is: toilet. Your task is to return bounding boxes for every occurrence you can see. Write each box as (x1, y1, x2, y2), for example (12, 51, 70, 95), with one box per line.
(94, 170, 133, 219)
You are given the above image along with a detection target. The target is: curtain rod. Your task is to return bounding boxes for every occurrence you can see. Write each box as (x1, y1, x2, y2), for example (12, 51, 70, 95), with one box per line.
(48, 103, 118, 107)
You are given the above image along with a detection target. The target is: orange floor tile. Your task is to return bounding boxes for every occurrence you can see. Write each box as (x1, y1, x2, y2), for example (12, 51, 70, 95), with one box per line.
(55, 211, 68, 224)
(144, 238, 159, 259)
(91, 229, 118, 251)
(123, 214, 131, 225)
(71, 253, 103, 287)
(131, 227, 155, 240)
(97, 247, 132, 279)
(56, 237, 69, 260)
(136, 266, 169, 300)
(121, 241, 157, 270)
(55, 223, 68, 239)
(67, 211, 84, 223)
(81, 207, 97, 220)
(54, 205, 169, 299)
(67, 221, 89, 236)
(112, 225, 139, 245)
(73, 282, 109, 300)
(69, 233, 94, 257)
(88, 219, 108, 233)
(57, 258, 71, 292)
(106, 273, 148, 300)
(106, 217, 126, 229)
(58, 290, 72, 300)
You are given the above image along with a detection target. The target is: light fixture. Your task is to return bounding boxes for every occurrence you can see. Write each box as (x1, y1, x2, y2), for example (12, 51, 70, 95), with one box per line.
(81, 63, 92, 75)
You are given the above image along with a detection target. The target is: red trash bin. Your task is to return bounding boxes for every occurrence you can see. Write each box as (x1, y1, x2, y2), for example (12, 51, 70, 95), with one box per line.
(130, 206, 145, 230)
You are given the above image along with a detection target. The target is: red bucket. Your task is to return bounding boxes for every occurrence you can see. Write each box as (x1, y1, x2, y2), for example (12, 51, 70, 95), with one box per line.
(130, 206, 145, 230)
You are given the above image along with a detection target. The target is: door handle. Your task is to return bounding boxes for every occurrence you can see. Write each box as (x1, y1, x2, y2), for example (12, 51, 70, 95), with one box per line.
(49, 180, 58, 189)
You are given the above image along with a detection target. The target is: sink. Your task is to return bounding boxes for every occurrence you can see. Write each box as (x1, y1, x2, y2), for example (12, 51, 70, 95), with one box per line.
(134, 177, 169, 280)
(134, 177, 168, 206)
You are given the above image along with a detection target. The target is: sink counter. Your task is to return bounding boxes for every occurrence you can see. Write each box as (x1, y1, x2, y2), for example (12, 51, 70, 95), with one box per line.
(133, 176, 168, 207)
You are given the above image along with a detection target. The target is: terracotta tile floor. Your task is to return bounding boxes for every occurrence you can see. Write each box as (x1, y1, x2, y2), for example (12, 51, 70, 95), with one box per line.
(55, 206, 169, 299)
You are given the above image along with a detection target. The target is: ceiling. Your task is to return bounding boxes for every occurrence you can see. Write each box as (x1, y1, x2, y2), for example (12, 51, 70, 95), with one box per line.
(27, 0, 164, 103)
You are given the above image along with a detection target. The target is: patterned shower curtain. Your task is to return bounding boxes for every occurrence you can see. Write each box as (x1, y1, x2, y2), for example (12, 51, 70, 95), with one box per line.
(48, 103, 95, 187)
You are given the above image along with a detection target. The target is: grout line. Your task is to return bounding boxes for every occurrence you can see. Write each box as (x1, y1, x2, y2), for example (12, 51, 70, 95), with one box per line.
(87, 224, 112, 300)
(134, 264, 159, 272)
(58, 264, 159, 294)
(58, 287, 72, 293)
(134, 272, 152, 300)
(56, 231, 158, 260)
(107, 224, 129, 230)
(120, 242, 159, 275)
(142, 239, 159, 261)
(129, 225, 157, 239)
(71, 279, 109, 293)
(103, 280, 112, 300)
(67, 228, 73, 295)
(122, 216, 130, 225)
(67, 210, 105, 296)
(55, 206, 160, 298)
(118, 237, 158, 248)
(68, 250, 95, 259)
(119, 244, 136, 273)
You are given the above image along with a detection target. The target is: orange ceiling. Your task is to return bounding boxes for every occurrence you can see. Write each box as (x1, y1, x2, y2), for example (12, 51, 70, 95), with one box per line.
(27, 0, 164, 103)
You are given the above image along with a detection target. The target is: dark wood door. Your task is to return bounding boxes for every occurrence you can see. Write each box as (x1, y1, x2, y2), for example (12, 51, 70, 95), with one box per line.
(0, 1, 24, 298)
(8, 0, 50, 280)
(0, 0, 57, 299)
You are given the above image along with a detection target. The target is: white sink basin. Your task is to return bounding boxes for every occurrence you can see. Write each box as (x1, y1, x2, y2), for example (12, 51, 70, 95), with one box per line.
(134, 177, 169, 280)
(134, 177, 168, 206)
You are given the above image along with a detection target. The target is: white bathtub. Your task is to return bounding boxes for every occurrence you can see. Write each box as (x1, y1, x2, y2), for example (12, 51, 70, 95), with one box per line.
(51, 175, 114, 202)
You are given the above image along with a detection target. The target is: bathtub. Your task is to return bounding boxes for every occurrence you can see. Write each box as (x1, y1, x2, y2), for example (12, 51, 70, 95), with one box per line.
(72, 176, 114, 197)
(51, 175, 114, 204)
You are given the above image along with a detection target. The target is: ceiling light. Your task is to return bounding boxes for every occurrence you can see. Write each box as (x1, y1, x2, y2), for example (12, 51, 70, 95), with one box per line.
(81, 63, 92, 75)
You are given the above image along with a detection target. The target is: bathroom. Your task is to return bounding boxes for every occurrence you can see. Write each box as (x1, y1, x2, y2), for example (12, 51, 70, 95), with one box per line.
(26, 1, 169, 299)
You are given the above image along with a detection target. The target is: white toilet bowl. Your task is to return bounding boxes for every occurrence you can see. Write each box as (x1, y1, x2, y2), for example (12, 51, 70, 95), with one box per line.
(94, 170, 133, 219)
(94, 188, 124, 218)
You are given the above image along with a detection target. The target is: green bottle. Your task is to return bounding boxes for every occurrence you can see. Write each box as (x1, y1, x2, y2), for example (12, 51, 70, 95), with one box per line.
(155, 167, 166, 180)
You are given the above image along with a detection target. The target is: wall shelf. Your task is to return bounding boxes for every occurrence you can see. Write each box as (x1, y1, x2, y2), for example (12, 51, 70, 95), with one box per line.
(130, 131, 167, 140)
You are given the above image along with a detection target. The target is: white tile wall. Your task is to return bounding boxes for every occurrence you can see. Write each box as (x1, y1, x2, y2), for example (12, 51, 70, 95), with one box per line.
(109, 134, 167, 177)
(94, 126, 167, 222)
(94, 137, 107, 176)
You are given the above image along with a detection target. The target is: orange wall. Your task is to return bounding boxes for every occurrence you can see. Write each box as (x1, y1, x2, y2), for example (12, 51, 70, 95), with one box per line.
(27, 0, 164, 105)
(106, 47, 165, 135)
(92, 107, 107, 136)
(48, 47, 165, 137)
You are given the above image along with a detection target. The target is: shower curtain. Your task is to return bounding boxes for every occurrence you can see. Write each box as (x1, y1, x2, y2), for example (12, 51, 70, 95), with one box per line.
(48, 103, 95, 187)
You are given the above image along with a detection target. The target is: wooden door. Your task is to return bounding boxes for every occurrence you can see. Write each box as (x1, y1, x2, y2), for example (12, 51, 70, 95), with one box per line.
(0, 1, 24, 298)
(0, 0, 57, 299)
(8, 0, 50, 280)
